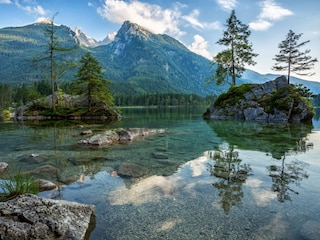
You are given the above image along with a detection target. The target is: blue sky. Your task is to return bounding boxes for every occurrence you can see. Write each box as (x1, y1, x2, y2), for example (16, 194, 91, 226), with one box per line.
(0, 0, 319, 82)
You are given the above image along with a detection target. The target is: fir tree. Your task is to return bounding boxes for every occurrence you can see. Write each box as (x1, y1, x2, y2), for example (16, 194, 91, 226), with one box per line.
(272, 30, 318, 84)
(209, 10, 258, 87)
(73, 52, 114, 111)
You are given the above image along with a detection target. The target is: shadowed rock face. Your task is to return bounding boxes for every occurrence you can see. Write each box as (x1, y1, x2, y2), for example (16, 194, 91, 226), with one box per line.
(204, 76, 314, 123)
(0, 194, 95, 240)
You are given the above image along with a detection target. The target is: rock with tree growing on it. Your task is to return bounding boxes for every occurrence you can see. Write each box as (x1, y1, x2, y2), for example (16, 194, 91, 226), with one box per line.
(203, 76, 314, 123)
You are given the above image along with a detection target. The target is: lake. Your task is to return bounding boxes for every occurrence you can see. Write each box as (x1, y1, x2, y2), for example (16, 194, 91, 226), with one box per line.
(1, 107, 320, 240)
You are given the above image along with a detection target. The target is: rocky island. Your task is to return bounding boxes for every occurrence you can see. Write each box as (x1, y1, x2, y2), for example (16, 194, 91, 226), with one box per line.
(203, 76, 314, 123)
(15, 92, 121, 121)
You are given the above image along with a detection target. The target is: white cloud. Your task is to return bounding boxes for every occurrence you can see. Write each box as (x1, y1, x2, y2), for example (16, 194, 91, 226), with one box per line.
(0, 0, 11, 4)
(249, 19, 273, 31)
(183, 9, 221, 31)
(216, 0, 237, 11)
(259, 0, 293, 21)
(188, 34, 212, 59)
(14, 0, 47, 15)
(183, 9, 204, 29)
(250, 0, 293, 31)
(97, 0, 184, 37)
(97, 0, 219, 39)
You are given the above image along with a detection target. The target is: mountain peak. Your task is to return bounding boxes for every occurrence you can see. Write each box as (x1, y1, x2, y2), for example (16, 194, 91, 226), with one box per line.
(74, 27, 98, 47)
(116, 20, 153, 41)
(34, 17, 59, 26)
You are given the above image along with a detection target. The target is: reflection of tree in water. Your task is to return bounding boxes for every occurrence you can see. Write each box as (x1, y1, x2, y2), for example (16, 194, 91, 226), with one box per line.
(207, 145, 252, 213)
(267, 138, 312, 202)
(206, 120, 314, 204)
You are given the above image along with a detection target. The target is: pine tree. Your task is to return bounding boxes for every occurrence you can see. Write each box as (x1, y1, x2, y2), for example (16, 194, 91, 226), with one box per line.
(33, 13, 76, 110)
(73, 52, 114, 111)
(209, 10, 258, 87)
(272, 30, 318, 84)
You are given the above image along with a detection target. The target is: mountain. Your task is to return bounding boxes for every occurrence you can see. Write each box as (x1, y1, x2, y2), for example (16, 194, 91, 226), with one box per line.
(74, 27, 114, 47)
(0, 20, 319, 96)
(91, 21, 223, 95)
(0, 22, 86, 85)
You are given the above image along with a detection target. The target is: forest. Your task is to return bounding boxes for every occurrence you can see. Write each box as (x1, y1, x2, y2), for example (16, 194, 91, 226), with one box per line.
(0, 81, 216, 111)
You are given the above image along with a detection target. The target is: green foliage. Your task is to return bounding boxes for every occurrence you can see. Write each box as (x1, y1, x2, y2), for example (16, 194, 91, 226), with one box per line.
(210, 10, 258, 86)
(27, 105, 87, 117)
(0, 169, 39, 201)
(272, 30, 318, 83)
(259, 84, 312, 114)
(0, 83, 13, 107)
(214, 84, 254, 108)
(73, 52, 114, 110)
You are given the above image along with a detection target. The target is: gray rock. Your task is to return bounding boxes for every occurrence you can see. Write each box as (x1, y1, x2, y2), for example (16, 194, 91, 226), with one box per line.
(118, 128, 165, 141)
(39, 179, 57, 191)
(0, 194, 95, 240)
(80, 129, 93, 135)
(78, 128, 165, 146)
(300, 221, 320, 240)
(0, 162, 8, 172)
(152, 152, 169, 159)
(204, 76, 314, 123)
(117, 163, 149, 178)
(79, 130, 119, 146)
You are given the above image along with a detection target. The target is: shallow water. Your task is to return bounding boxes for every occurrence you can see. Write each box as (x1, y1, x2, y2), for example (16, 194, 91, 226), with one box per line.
(1, 107, 320, 239)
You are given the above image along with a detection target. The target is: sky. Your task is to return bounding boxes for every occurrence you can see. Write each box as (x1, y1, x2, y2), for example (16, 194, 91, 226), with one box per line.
(0, 0, 320, 82)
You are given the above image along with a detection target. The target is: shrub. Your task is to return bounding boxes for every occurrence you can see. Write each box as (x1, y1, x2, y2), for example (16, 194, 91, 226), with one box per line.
(214, 84, 254, 108)
(0, 170, 39, 201)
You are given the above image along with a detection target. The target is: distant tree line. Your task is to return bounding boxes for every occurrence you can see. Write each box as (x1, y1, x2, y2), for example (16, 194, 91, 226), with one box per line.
(0, 81, 217, 110)
(113, 93, 216, 107)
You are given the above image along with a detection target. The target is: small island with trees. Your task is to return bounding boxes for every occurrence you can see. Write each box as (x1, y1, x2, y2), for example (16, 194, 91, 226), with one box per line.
(204, 10, 317, 123)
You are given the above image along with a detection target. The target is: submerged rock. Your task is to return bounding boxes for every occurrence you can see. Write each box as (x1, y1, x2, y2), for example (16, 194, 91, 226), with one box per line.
(39, 179, 57, 191)
(0, 194, 95, 240)
(0, 162, 8, 172)
(117, 163, 149, 178)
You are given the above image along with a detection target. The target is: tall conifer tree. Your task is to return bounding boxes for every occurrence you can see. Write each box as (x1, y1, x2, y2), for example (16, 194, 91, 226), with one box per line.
(210, 10, 258, 87)
(272, 30, 318, 84)
(73, 52, 114, 111)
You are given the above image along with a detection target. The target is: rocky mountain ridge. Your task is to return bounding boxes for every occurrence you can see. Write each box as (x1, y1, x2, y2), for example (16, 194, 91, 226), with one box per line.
(0, 21, 320, 96)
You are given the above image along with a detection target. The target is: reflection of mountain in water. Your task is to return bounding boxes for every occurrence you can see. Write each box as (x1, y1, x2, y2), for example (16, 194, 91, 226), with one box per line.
(206, 120, 313, 159)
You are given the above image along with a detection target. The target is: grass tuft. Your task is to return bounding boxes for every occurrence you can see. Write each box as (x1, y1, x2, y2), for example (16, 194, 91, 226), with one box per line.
(0, 169, 39, 202)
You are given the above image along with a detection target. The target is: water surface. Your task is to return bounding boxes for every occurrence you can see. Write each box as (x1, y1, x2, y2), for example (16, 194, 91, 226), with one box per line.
(0, 107, 320, 239)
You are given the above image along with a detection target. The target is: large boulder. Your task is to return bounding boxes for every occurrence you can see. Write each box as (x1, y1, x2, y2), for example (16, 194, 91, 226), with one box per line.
(0, 194, 95, 240)
(78, 128, 165, 146)
(203, 76, 314, 123)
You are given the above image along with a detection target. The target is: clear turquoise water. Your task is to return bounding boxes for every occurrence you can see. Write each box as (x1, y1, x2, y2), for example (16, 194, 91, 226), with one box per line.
(1, 107, 320, 239)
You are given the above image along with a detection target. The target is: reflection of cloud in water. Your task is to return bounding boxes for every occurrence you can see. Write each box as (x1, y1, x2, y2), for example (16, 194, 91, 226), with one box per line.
(184, 155, 208, 177)
(253, 213, 289, 239)
(246, 179, 277, 206)
(155, 219, 182, 233)
(108, 156, 210, 206)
